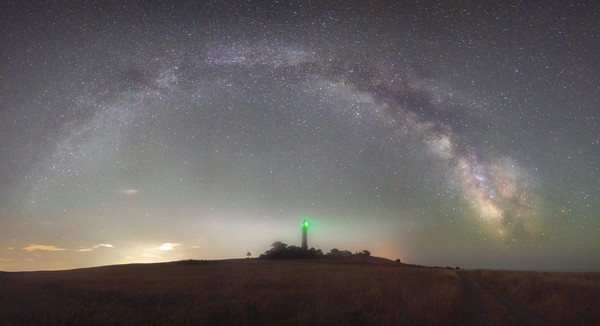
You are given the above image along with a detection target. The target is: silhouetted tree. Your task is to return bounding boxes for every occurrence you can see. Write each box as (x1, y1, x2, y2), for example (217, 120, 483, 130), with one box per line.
(260, 242, 367, 260)
(308, 247, 323, 257)
(259, 242, 324, 259)
(260, 241, 289, 259)
(246, 252, 251, 258)
(327, 248, 352, 257)
(271, 241, 288, 252)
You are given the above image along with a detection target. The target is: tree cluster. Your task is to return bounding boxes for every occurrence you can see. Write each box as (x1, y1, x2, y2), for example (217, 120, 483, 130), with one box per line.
(259, 241, 323, 259)
(327, 248, 371, 257)
(259, 242, 371, 260)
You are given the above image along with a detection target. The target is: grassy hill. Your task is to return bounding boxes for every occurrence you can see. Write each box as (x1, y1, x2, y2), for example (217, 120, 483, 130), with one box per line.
(0, 258, 598, 325)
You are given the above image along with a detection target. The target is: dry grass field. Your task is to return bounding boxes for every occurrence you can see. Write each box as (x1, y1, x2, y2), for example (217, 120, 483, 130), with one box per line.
(0, 258, 598, 325)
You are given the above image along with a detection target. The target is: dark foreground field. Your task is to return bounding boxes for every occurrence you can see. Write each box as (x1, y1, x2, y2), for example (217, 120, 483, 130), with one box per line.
(0, 258, 598, 325)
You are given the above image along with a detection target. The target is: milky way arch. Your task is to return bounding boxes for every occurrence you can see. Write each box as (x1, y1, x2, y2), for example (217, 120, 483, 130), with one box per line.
(25, 44, 540, 238)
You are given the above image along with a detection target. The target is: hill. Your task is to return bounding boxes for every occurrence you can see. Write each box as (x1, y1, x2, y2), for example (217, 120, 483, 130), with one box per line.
(0, 258, 598, 325)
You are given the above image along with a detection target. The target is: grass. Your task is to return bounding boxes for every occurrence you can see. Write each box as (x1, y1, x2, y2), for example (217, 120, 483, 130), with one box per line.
(0, 258, 597, 325)
(472, 269, 599, 325)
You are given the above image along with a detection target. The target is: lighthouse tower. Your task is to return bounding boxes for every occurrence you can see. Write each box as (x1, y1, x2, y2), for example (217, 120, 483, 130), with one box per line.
(301, 220, 309, 250)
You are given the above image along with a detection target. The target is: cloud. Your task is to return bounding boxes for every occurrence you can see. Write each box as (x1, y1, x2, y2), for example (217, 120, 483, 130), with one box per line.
(119, 188, 138, 195)
(158, 243, 181, 251)
(23, 244, 67, 252)
(77, 243, 115, 252)
(0, 258, 12, 262)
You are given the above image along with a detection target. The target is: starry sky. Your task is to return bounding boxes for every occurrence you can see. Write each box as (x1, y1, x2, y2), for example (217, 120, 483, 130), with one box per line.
(1, 1, 599, 271)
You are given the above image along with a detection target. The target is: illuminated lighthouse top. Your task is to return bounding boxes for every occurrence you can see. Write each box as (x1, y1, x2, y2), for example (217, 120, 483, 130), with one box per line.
(301, 220, 309, 230)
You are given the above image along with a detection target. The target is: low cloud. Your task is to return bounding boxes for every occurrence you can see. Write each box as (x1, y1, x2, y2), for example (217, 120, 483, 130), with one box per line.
(119, 188, 138, 195)
(158, 243, 181, 251)
(23, 244, 67, 252)
(77, 243, 115, 252)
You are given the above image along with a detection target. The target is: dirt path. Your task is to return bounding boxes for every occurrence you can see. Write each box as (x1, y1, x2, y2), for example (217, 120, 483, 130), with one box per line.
(458, 271, 543, 325)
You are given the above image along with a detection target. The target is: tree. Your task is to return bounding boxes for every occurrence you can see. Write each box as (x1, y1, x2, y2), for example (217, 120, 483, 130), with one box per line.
(308, 247, 323, 257)
(259, 241, 323, 259)
(259, 241, 290, 259)
(246, 252, 251, 258)
(271, 241, 288, 252)
(361, 250, 371, 257)
(327, 248, 352, 257)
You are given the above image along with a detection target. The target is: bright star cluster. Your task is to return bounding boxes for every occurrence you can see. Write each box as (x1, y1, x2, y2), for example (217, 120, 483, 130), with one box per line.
(0, 1, 598, 271)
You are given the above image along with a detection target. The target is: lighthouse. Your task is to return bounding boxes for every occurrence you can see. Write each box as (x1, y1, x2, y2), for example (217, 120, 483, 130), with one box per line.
(301, 220, 309, 250)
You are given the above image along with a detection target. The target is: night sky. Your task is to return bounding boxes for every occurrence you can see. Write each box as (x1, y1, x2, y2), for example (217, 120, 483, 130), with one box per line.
(1, 1, 598, 271)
